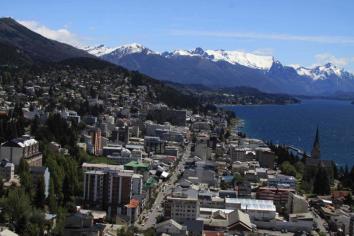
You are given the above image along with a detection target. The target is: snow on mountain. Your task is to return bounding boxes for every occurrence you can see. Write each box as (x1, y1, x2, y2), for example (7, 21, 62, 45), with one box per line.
(162, 47, 274, 70)
(86, 43, 274, 70)
(204, 49, 274, 70)
(290, 63, 346, 80)
(84, 43, 157, 58)
(87, 42, 354, 83)
(106, 43, 158, 59)
(169, 49, 194, 57)
(83, 44, 117, 57)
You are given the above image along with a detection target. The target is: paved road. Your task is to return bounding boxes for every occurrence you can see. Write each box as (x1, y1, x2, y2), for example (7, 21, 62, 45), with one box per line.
(311, 209, 328, 234)
(135, 144, 191, 230)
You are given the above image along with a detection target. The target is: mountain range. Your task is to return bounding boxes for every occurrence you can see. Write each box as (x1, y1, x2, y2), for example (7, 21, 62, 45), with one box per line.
(0, 17, 93, 63)
(84, 43, 354, 95)
(0, 17, 353, 96)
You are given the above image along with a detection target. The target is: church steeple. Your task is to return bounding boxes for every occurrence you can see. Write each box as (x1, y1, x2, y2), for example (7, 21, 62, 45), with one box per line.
(311, 126, 320, 159)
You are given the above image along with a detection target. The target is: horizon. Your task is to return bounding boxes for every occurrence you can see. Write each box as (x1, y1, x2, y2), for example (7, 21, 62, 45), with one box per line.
(2, 0, 354, 71)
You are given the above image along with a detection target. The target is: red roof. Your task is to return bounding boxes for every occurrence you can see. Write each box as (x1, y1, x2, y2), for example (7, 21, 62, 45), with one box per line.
(125, 199, 140, 208)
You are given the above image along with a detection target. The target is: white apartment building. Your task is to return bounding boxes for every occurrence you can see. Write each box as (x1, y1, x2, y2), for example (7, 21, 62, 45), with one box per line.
(166, 189, 200, 223)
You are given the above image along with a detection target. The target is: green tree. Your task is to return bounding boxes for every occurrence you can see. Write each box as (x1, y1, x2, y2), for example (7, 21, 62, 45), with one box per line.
(18, 158, 29, 175)
(48, 178, 57, 213)
(0, 180, 4, 197)
(280, 161, 297, 177)
(25, 209, 45, 236)
(35, 176, 46, 208)
(18, 159, 33, 197)
(2, 188, 31, 234)
(30, 115, 39, 135)
(295, 161, 305, 175)
(45, 155, 64, 203)
(313, 166, 331, 195)
(233, 172, 244, 185)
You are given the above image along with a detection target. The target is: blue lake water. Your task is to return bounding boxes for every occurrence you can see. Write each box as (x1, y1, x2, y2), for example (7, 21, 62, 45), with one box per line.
(224, 99, 354, 166)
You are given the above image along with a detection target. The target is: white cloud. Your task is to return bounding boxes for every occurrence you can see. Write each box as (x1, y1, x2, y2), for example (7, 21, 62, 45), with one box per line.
(170, 29, 354, 44)
(18, 20, 83, 47)
(314, 53, 350, 67)
(252, 48, 274, 56)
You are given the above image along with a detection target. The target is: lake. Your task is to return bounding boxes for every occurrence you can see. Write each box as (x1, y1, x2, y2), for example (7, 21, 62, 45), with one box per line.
(224, 99, 354, 166)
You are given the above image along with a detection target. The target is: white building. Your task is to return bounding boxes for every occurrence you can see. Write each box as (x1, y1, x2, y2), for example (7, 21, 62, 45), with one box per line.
(0, 135, 42, 166)
(268, 174, 296, 189)
(165, 189, 200, 223)
(225, 198, 276, 221)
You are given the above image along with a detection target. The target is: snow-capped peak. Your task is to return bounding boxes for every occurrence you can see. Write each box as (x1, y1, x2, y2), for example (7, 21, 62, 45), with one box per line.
(205, 49, 274, 70)
(84, 43, 157, 58)
(169, 49, 194, 57)
(165, 47, 274, 70)
(290, 63, 345, 80)
(83, 44, 118, 57)
(107, 43, 158, 58)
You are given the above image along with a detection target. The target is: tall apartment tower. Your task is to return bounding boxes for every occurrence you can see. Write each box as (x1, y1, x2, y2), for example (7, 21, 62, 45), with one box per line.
(83, 168, 143, 218)
(91, 128, 102, 156)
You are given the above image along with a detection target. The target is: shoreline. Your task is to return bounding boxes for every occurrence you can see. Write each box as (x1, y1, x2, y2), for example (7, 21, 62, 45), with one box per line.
(227, 105, 343, 167)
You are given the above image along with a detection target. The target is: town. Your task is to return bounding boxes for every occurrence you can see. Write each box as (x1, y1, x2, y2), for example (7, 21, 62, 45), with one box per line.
(0, 56, 353, 236)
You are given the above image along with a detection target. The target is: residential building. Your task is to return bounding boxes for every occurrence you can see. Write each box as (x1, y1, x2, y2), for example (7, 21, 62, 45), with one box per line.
(83, 170, 105, 209)
(286, 192, 309, 214)
(165, 188, 200, 223)
(48, 141, 68, 155)
(90, 128, 102, 156)
(268, 174, 296, 189)
(194, 140, 211, 161)
(144, 136, 166, 154)
(198, 208, 253, 232)
(111, 126, 129, 144)
(83, 168, 143, 218)
(156, 219, 187, 236)
(125, 199, 140, 225)
(225, 198, 277, 221)
(0, 135, 42, 166)
(0, 159, 14, 181)
(63, 212, 104, 236)
(147, 108, 187, 126)
(184, 220, 204, 236)
(229, 146, 251, 162)
(256, 149, 275, 169)
(257, 187, 295, 209)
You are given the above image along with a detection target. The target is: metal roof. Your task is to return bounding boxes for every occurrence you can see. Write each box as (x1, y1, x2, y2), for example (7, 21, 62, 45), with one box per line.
(225, 198, 276, 212)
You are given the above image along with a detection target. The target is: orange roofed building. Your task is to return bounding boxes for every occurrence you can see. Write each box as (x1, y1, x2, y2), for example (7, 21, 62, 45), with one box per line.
(125, 199, 140, 224)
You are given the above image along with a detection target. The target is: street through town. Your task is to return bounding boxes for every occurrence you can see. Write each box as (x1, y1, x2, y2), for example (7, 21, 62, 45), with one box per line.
(134, 143, 191, 230)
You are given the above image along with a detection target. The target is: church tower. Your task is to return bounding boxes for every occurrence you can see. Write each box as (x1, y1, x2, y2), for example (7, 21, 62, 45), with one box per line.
(311, 126, 320, 159)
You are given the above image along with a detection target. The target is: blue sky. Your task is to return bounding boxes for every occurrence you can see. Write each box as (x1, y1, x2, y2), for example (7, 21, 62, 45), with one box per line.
(2, 0, 354, 71)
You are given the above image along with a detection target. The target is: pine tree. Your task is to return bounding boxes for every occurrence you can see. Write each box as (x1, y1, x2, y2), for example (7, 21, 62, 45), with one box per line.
(35, 176, 46, 208)
(18, 158, 29, 175)
(18, 159, 33, 197)
(31, 115, 39, 135)
(0, 180, 4, 197)
(48, 179, 57, 213)
(4, 188, 31, 234)
(313, 166, 331, 195)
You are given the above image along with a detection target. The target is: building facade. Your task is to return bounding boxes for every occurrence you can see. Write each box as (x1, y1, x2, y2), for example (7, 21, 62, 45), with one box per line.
(0, 135, 42, 166)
